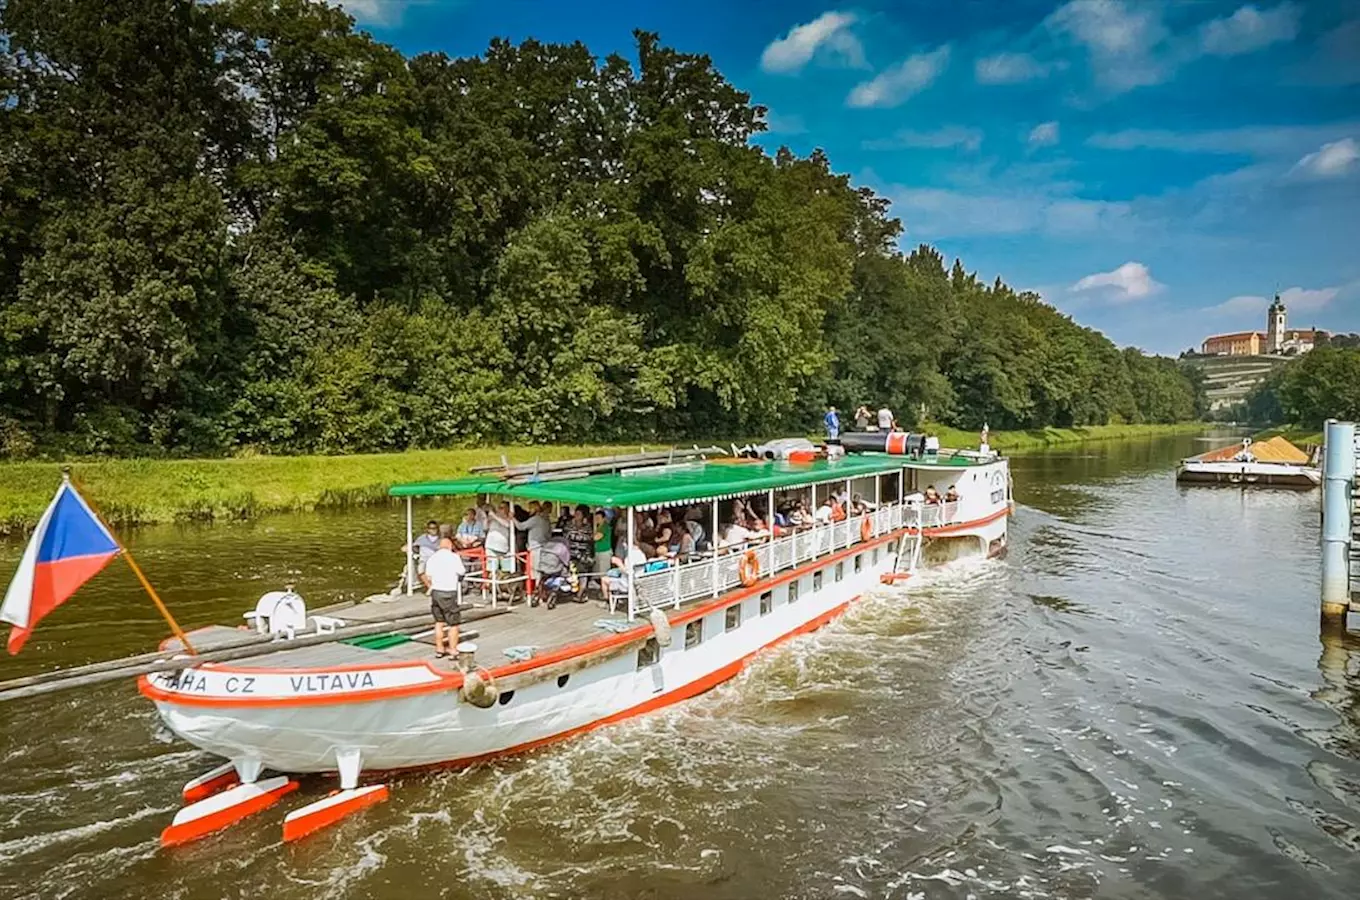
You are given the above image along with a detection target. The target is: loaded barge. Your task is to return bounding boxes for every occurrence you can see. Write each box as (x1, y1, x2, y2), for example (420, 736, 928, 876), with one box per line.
(7, 435, 1012, 846)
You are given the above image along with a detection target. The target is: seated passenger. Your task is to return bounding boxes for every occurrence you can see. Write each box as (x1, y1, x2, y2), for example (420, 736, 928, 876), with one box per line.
(944, 485, 960, 503)
(601, 539, 648, 597)
(455, 508, 485, 549)
(813, 498, 834, 524)
(718, 520, 754, 549)
(924, 485, 942, 504)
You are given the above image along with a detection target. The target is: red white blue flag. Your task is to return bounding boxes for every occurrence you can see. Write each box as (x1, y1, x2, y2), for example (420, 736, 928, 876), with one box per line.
(1, 478, 120, 654)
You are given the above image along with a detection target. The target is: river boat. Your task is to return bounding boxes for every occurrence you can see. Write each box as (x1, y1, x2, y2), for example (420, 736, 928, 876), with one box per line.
(1176, 436, 1320, 489)
(8, 437, 1011, 847)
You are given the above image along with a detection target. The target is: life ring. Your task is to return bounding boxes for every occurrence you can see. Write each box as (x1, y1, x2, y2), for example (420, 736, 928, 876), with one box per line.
(738, 551, 761, 587)
(860, 517, 874, 541)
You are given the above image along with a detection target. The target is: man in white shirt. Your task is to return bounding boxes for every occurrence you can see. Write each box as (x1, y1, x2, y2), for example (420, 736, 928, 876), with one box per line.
(813, 499, 834, 524)
(421, 538, 466, 659)
(877, 406, 895, 431)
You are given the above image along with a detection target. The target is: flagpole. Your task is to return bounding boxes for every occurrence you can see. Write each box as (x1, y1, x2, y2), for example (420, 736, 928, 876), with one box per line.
(62, 468, 198, 655)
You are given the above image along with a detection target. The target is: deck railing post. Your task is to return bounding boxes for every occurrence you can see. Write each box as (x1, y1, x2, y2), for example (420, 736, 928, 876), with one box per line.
(767, 488, 775, 575)
(1321, 419, 1354, 625)
(627, 509, 637, 620)
(404, 497, 415, 596)
(711, 499, 720, 596)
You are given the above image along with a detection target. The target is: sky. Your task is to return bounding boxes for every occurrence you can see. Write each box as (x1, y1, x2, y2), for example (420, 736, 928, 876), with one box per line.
(343, 0, 1360, 356)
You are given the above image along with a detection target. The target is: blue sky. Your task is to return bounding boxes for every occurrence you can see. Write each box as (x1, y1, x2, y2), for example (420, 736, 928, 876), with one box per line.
(345, 0, 1360, 356)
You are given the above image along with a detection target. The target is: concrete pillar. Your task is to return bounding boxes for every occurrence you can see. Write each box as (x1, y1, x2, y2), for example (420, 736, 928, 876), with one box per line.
(1320, 419, 1354, 624)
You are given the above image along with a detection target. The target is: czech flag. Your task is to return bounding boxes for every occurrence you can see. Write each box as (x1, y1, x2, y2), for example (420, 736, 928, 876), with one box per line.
(1, 478, 120, 654)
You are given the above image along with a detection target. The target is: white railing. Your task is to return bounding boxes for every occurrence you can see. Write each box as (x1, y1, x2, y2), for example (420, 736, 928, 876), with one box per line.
(628, 499, 943, 616)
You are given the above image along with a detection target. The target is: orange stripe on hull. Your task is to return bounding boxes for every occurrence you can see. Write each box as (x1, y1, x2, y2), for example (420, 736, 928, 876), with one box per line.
(160, 778, 298, 848)
(182, 767, 240, 803)
(282, 785, 389, 843)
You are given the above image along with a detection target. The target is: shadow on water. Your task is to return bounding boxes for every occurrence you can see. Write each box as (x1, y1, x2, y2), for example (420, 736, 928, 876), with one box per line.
(1, 431, 1359, 899)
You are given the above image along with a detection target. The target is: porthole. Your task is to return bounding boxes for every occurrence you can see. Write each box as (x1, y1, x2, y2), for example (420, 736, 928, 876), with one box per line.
(813, 570, 823, 592)
(835, 561, 844, 583)
(725, 604, 741, 631)
(788, 579, 800, 603)
(854, 554, 862, 573)
(759, 591, 773, 616)
(557, 674, 570, 688)
(498, 690, 515, 706)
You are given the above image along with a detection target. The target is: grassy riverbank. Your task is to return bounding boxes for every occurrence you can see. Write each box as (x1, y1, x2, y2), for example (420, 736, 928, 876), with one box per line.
(925, 421, 1212, 452)
(0, 423, 1211, 534)
(0, 445, 653, 535)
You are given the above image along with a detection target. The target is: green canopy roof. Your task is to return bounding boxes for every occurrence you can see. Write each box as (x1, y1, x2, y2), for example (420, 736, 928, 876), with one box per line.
(389, 454, 915, 509)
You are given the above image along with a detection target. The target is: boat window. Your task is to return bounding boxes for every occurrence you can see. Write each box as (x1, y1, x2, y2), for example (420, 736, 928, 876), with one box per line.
(872, 548, 879, 566)
(760, 591, 773, 616)
(725, 604, 741, 631)
(854, 554, 862, 574)
(557, 674, 570, 688)
(498, 690, 515, 706)
(685, 619, 704, 649)
(788, 579, 800, 603)
(637, 637, 660, 668)
(813, 570, 823, 592)
(835, 561, 844, 582)
(888, 539, 898, 554)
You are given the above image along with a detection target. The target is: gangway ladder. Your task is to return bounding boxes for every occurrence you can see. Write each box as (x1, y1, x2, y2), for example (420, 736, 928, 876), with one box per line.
(882, 505, 925, 585)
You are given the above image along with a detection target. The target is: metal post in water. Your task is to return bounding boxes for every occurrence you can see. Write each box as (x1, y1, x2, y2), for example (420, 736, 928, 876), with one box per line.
(1321, 419, 1354, 624)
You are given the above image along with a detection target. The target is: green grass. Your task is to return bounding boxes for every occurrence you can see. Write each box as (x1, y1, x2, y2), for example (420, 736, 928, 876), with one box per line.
(0, 445, 655, 535)
(0, 423, 1212, 534)
(926, 421, 1211, 452)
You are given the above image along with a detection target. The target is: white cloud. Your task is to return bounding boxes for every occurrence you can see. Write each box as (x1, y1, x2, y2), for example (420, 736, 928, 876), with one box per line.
(1047, 0, 1169, 91)
(974, 52, 1051, 84)
(336, 0, 398, 24)
(1293, 138, 1360, 178)
(1028, 121, 1060, 148)
(1208, 285, 1340, 316)
(863, 126, 983, 152)
(1210, 294, 1269, 316)
(887, 186, 1130, 239)
(1088, 123, 1360, 157)
(760, 11, 864, 74)
(1200, 4, 1299, 57)
(1071, 261, 1163, 300)
(847, 45, 951, 108)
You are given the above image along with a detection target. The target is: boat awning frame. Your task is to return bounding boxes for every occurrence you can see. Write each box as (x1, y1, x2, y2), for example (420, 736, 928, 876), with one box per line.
(388, 454, 915, 510)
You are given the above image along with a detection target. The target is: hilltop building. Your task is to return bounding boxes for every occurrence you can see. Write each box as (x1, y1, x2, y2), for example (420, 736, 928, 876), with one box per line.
(1200, 294, 1326, 357)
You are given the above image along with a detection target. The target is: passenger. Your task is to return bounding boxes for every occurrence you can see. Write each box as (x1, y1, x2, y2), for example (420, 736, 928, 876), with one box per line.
(718, 520, 754, 550)
(824, 405, 841, 440)
(855, 405, 872, 432)
(850, 493, 869, 516)
(455, 508, 485, 549)
(830, 495, 846, 522)
(484, 501, 515, 579)
(924, 485, 942, 504)
(408, 519, 441, 565)
(515, 502, 552, 584)
(924, 433, 941, 459)
(601, 539, 648, 598)
(877, 405, 895, 432)
(813, 497, 834, 525)
(944, 485, 960, 503)
(566, 504, 594, 567)
(592, 510, 614, 576)
(421, 538, 466, 659)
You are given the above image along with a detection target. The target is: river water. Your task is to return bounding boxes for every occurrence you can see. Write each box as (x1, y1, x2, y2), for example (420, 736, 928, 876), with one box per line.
(2, 433, 1358, 899)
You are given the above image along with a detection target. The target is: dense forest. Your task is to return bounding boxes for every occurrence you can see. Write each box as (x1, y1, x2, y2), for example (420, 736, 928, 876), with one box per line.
(1245, 346, 1360, 427)
(0, 0, 1205, 458)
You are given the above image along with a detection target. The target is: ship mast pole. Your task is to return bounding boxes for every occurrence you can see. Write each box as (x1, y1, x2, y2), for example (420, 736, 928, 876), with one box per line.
(626, 510, 636, 620)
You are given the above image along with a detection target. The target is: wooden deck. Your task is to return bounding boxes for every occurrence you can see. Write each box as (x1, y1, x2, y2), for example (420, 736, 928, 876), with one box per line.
(173, 592, 642, 673)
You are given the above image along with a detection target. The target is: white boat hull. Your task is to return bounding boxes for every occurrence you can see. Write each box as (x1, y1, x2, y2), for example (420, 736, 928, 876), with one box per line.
(145, 514, 1009, 775)
(1176, 459, 1320, 488)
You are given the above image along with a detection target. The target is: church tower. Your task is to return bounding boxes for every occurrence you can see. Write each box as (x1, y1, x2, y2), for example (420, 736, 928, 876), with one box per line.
(1266, 293, 1286, 354)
